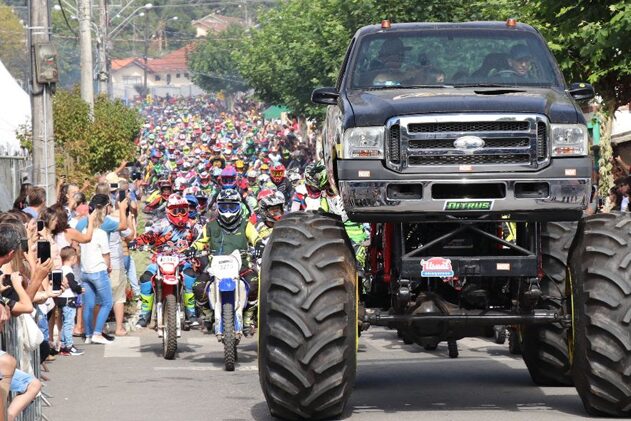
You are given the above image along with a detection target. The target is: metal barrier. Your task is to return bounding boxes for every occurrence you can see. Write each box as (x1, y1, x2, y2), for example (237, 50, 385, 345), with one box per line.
(0, 156, 32, 212)
(1, 316, 43, 421)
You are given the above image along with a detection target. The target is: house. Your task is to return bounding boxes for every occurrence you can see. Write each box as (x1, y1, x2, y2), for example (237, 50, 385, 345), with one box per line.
(191, 13, 244, 38)
(612, 104, 631, 162)
(110, 44, 204, 99)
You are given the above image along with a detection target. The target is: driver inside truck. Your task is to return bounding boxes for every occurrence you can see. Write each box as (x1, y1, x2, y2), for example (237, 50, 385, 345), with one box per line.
(506, 44, 534, 78)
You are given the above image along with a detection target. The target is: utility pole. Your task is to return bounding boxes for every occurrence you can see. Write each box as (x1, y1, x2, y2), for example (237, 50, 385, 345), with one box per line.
(79, 0, 94, 111)
(143, 10, 148, 98)
(29, 0, 56, 203)
(97, 0, 109, 96)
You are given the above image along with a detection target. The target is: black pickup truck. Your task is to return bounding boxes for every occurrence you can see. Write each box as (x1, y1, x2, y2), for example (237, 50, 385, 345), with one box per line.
(258, 21, 631, 421)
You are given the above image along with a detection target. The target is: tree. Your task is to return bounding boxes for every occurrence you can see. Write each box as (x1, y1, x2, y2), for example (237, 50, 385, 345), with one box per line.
(0, 5, 28, 85)
(236, 0, 522, 118)
(188, 24, 248, 94)
(51, 88, 142, 183)
(531, 0, 631, 194)
(89, 95, 143, 174)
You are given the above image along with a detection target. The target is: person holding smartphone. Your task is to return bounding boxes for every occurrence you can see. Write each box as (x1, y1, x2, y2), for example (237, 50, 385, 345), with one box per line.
(79, 194, 115, 345)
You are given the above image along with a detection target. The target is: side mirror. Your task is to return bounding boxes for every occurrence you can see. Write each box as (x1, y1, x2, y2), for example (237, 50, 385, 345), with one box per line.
(311, 87, 339, 105)
(568, 82, 595, 102)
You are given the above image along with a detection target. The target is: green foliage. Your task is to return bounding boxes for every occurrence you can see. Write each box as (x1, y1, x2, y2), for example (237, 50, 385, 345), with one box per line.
(89, 95, 143, 174)
(188, 24, 248, 94)
(0, 4, 28, 84)
(531, 0, 631, 194)
(235, 0, 523, 118)
(52, 88, 141, 183)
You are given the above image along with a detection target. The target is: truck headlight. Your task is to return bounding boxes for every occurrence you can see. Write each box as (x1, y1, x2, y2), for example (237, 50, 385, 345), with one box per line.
(550, 124, 588, 157)
(342, 126, 384, 159)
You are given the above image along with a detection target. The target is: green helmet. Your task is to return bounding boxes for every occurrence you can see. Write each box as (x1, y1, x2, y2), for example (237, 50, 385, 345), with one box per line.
(304, 161, 328, 190)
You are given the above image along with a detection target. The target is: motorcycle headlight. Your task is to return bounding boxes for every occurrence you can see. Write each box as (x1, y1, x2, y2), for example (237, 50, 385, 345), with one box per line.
(342, 126, 384, 159)
(550, 124, 588, 157)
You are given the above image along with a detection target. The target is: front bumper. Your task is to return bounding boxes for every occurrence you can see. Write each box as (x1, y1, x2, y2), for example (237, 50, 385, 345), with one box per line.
(337, 158, 591, 222)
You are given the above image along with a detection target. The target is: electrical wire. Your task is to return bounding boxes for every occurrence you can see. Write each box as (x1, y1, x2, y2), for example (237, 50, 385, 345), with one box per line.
(56, 0, 79, 38)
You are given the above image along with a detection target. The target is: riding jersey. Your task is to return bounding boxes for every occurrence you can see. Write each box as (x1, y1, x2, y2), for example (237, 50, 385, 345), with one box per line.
(134, 218, 200, 251)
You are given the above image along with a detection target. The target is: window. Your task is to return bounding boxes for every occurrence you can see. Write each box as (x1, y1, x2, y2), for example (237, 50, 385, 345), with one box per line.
(184, 72, 190, 79)
(122, 76, 141, 85)
(166, 74, 172, 84)
(349, 29, 562, 89)
(176, 73, 181, 78)
(154, 75, 161, 82)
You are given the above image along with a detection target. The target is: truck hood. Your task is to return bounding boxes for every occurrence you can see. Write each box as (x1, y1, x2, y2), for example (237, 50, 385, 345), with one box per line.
(345, 87, 581, 127)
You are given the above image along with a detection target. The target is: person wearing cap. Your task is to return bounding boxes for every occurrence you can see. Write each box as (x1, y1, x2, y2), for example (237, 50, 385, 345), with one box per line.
(506, 44, 534, 78)
(79, 194, 118, 345)
(615, 176, 631, 212)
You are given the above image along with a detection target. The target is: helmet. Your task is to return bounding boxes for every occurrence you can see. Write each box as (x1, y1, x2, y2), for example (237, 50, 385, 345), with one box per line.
(305, 161, 328, 190)
(199, 171, 211, 186)
(246, 169, 258, 183)
(260, 163, 269, 173)
(166, 194, 189, 228)
(158, 180, 173, 200)
(195, 190, 208, 213)
(270, 163, 286, 184)
(216, 189, 243, 232)
(259, 190, 285, 224)
(257, 173, 271, 187)
(235, 160, 245, 171)
(288, 170, 301, 187)
(184, 193, 199, 219)
(220, 166, 238, 189)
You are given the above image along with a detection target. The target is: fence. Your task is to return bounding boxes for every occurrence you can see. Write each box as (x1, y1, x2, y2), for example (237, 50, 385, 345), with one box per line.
(0, 317, 43, 421)
(0, 156, 32, 211)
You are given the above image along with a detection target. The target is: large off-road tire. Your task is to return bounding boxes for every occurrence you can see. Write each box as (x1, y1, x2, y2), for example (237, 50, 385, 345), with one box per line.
(494, 326, 507, 345)
(163, 294, 177, 360)
(508, 329, 521, 355)
(222, 302, 236, 372)
(521, 221, 576, 386)
(259, 212, 357, 420)
(569, 213, 631, 417)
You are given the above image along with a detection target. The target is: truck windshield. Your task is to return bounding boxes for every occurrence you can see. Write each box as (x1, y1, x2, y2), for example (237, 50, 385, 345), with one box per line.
(349, 29, 562, 89)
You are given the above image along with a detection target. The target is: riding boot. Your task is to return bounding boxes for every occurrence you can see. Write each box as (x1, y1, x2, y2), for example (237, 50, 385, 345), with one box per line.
(243, 306, 257, 336)
(183, 292, 198, 326)
(137, 293, 154, 328)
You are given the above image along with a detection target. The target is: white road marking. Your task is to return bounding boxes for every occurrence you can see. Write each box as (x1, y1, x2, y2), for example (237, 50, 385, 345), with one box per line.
(154, 365, 258, 371)
(103, 336, 142, 358)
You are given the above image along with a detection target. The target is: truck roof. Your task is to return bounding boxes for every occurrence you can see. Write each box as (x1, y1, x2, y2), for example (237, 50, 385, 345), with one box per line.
(354, 21, 538, 38)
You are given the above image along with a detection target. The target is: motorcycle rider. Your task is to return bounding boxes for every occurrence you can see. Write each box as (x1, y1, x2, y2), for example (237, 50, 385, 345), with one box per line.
(270, 163, 293, 204)
(189, 189, 263, 335)
(132, 194, 201, 328)
(143, 179, 173, 215)
(250, 188, 285, 241)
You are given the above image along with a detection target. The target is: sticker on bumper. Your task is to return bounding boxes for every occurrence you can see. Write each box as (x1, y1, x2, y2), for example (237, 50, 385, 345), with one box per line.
(444, 200, 494, 211)
(421, 257, 454, 278)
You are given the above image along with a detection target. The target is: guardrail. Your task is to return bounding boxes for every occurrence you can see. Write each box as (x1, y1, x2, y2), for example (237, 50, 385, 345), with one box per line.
(1, 316, 43, 421)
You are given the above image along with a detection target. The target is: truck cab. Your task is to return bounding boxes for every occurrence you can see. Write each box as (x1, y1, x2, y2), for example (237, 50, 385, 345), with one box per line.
(312, 20, 595, 222)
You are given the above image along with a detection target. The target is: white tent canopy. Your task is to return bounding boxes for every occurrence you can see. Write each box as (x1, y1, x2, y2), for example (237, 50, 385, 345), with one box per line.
(0, 59, 30, 156)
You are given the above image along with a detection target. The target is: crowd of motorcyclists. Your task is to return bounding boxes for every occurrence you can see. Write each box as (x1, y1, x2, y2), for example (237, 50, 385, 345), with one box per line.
(127, 93, 369, 336)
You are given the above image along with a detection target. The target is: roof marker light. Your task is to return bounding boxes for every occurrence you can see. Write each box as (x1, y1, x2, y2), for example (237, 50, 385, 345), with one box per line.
(506, 18, 517, 27)
(381, 19, 391, 29)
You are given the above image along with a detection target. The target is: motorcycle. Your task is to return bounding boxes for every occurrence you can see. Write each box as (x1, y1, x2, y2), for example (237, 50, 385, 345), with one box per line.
(153, 247, 206, 360)
(205, 250, 248, 371)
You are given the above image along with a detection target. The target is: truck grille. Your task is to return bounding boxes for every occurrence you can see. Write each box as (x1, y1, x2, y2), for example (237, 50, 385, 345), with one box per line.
(386, 114, 549, 173)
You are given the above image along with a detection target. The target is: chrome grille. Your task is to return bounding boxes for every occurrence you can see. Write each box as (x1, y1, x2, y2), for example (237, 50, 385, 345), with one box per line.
(388, 124, 400, 164)
(408, 121, 529, 133)
(386, 114, 549, 173)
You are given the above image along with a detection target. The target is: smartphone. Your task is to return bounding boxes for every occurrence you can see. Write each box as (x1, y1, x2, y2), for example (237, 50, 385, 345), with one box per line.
(20, 238, 28, 252)
(51, 270, 63, 292)
(2, 275, 11, 287)
(118, 189, 127, 202)
(110, 183, 119, 191)
(37, 240, 51, 262)
(37, 220, 45, 232)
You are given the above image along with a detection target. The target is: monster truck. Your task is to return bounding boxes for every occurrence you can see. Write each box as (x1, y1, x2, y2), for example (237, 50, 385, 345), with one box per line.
(258, 20, 631, 419)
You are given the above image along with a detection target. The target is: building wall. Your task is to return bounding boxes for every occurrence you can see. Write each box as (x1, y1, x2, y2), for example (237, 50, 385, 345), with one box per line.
(112, 64, 201, 99)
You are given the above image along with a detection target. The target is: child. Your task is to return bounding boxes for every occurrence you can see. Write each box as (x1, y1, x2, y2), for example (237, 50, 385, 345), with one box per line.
(56, 247, 84, 356)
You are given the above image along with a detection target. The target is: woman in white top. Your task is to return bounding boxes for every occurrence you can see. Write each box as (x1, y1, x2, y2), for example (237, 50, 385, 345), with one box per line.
(79, 195, 114, 345)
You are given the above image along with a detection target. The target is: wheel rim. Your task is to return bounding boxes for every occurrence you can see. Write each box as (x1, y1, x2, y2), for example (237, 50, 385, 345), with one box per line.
(566, 267, 575, 366)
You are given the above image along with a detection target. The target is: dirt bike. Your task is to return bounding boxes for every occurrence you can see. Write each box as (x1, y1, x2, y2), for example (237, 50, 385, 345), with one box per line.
(153, 247, 206, 360)
(204, 250, 248, 371)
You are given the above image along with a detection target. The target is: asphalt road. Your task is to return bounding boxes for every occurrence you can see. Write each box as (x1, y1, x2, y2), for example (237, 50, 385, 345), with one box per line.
(43, 326, 590, 421)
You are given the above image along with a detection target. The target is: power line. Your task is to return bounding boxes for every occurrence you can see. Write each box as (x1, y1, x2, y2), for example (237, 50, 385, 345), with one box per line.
(56, 0, 79, 38)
